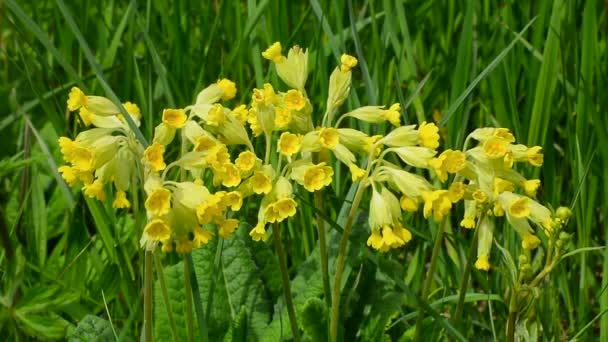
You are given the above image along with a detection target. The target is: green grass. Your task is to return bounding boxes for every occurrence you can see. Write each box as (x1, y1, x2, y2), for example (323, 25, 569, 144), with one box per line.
(1, 0, 607, 340)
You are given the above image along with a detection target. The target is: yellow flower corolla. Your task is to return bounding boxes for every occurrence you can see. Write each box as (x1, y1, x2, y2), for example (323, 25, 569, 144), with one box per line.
(235, 151, 257, 171)
(318, 127, 339, 149)
(400, 196, 418, 212)
(217, 78, 237, 101)
(381, 226, 404, 250)
(472, 189, 488, 203)
(274, 107, 293, 128)
(526, 146, 544, 166)
(251, 171, 273, 194)
(247, 108, 264, 137)
(284, 89, 306, 111)
(428, 149, 466, 182)
(383, 103, 401, 127)
(218, 163, 241, 187)
(252, 83, 278, 106)
(123, 101, 141, 120)
(193, 227, 214, 248)
(196, 192, 224, 225)
(144, 219, 172, 241)
(291, 162, 333, 192)
(113, 190, 131, 209)
(207, 104, 225, 127)
(349, 164, 366, 182)
(58, 166, 78, 186)
(523, 179, 541, 197)
(223, 191, 243, 211)
(145, 188, 172, 217)
(232, 105, 249, 125)
(475, 254, 490, 271)
(143, 143, 166, 172)
(418, 122, 440, 149)
(422, 190, 453, 221)
(162, 108, 187, 129)
(218, 218, 240, 238)
(83, 179, 106, 201)
(194, 135, 218, 152)
(249, 222, 268, 241)
(58, 137, 95, 172)
(461, 217, 475, 229)
(447, 182, 465, 203)
(79, 107, 94, 126)
(340, 54, 358, 72)
(460, 200, 477, 229)
(366, 229, 383, 250)
(522, 233, 541, 250)
(483, 136, 510, 159)
(264, 198, 298, 223)
(262, 42, 284, 63)
(278, 132, 303, 157)
(493, 178, 515, 195)
(176, 239, 193, 254)
(67, 87, 87, 111)
(205, 144, 231, 172)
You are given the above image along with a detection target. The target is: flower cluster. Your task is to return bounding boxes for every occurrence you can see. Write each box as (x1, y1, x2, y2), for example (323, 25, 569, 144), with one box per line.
(57, 41, 559, 262)
(59, 88, 144, 209)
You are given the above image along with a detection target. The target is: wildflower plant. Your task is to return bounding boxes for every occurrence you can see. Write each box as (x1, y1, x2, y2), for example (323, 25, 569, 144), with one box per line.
(56, 40, 572, 342)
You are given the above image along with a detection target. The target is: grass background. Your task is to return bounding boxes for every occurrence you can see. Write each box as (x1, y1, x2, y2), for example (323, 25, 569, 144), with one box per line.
(1, 0, 607, 340)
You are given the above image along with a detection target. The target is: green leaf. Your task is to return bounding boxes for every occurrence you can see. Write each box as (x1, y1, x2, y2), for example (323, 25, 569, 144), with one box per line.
(67, 315, 117, 342)
(300, 297, 328, 342)
(15, 312, 69, 340)
(224, 307, 248, 342)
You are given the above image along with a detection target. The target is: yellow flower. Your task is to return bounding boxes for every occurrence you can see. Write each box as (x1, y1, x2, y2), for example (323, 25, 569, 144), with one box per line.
(472, 190, 488, 203)
(123, 101, 141, 120)
(235, 151, 257, 171)
(381, 226, 405, 249)
(275, 45, 309, 91)
(145, 188, 172, 217)
(162, 108, 187, 129)
(428, 150, 466, 182)
(482, 136, 510, 159)
(67, 87, 87, 111)
(526, 146, 544, 166)
(522, 233, 541, 250)
(274, 107, 293, 128)
(205, 144, 231, 172)
(418, 122, 440, 149)
(340, 54, 358, 72)
(349, 164, 366, 182)
(278, 132, 303, 157)
(523, 179, 541, 197)
(284, 89, 306, 111)
(194, 135, 218, 152)
(447, 182, 465, 203)
(461, 217, 476, 229)
(58, 137, 95, 172)
(250, 222, 268, 241)
(206, 104, 226, 127)
(217, 78, 237, 101)
(493, 178, 515, 195)
(79, 107, 94, 126)
(143, 143, 166, 172)
(422, 190, 453, 221)
(144, 219, 172, 241)
(508, 197, 530, 218)
(193, 227, 214, 248)
(366, 229, 384, 250)
(83, 179, 106, 201)
(232, 105, 249, 125)
(251, 171, 273, 194)
(176, 239, 193, 254)
(318, 127, 339, 149)
(113, 190, 131, 209)
(223, 191, 243, 211)
(270, 198, 298, 222)
(247, 108, 264, 137)
(59, 165, 78, 186)
(393, 224, 412, 244)
(262, 42, 285, 63)
(196, 192, 224, 224)
(400, 195, 418, 212)
(218, 163, 242, 187)
(474, 254, 490, 271)
(291, 162, 333, 192)
(218, 218, 240, 238)
(382, 103, 401, 127)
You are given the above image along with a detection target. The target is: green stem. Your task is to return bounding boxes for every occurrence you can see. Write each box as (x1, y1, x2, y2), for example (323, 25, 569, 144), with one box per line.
(264, 132, 272, 165)
(183, 259, 194, 342)
(315, 190, 332, 310)
(205, 239, 224, 324)
(185, 253, 209, 342)
(154, 253, 179, 342)
(414, 219, 447, 341)
(329, 183, 366, 342)
(453, 213, 485, 325)
(143, 251, 153, 342)
(506, 285, 519, 342)
(272, 222, 300, 342)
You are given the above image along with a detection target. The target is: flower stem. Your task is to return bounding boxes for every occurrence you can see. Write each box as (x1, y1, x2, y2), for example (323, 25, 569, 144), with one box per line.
(272, 222, 300, 342)
(185, 253, 209, 342)
(183, 258, 195, 342)
(414, 219, 447, 341)
(143, 251, 153, 342)
(453, 213, 485, 325)
(154, 252, 179, 342)
(329, 183, 366, 342)
(506, 285, 519, 342)
(315, 190, 332, 309)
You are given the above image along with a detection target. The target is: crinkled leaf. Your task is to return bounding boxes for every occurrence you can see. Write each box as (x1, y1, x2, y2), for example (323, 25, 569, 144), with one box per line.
(67, 315, 116, 342)
(300, 297, 328, 342)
